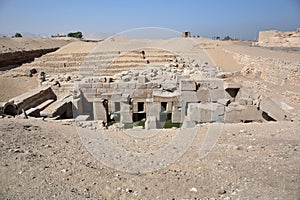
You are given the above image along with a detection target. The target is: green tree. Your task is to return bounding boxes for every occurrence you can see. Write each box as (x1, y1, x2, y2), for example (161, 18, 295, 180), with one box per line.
(14, 32, 22, 37)
(223, 35, 232, 41)
(67, 31, 83, 39)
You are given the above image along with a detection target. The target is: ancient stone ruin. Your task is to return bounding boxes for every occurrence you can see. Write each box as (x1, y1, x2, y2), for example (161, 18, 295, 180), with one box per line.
(1, 47, 297, 130)
(256, 28, 300, 47)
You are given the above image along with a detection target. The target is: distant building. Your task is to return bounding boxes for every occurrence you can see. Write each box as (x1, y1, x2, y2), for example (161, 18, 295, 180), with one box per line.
(182, 32, 191, 38)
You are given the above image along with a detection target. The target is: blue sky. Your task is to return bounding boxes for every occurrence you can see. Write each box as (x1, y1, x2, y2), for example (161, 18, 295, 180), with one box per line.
(0, 0, 299, 40)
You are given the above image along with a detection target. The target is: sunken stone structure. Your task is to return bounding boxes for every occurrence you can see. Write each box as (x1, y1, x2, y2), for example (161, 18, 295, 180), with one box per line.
(72, 59, 289, 129)
(1, 51, 296, 128)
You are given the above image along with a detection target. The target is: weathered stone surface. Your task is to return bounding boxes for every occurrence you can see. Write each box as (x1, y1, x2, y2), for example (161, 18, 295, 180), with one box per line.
(145, 116, 158, 130)
(75, 115, 91, 121)
(120, 112, 133, 123)
(138, 76, 149, 84)
(235, 87, 259, 101)
(205, 79, 224, 90)
(216, 72, 235, 79)
(146, 103, 161, 121)
(171, 103, 184, 123)
(241, 105, 263, 122)
(122, 75, 131, 82)
(25, 99, 55, 117)
(225, 104, 244, 123)
(181, 116, 196, 128)
(180, 79, 196, 91)
(209, 90, 226, 102)
(217, 98, 230, 106)
(161, 83, 177, 92)
(40, 101, 72, 118)
(239, 98, 253, 105)
(225, 104, 263, 123)
(8, 86, 56, 114)
(196, 89, 210, 102)
(187, 103, 225, 123)
(181, 91, 198, 102)
(259, 96, 287, 121)
(93, 101, 107, 121)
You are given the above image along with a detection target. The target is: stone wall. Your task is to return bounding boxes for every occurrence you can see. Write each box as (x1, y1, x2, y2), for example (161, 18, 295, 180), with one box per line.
(0, 48, 59, 68)
(257, 29, 300, 47)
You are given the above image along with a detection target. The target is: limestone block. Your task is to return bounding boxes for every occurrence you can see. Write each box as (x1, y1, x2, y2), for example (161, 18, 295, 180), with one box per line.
(205, 79, 224, 90)
(236, 87, 259, 101)
(259, 96, 287, 121)
(118, 82, 129, 89)
(196, 89, 210, 102)
(146, 103, 161, 121)
(225, 104, 263, 123)
(217, 98, 230, 106)
(136, 83, 147, 89)
(120, 112, 133, 123)
(181, 116, 196, 129)
(75, 115, 91, 121)
(187, 103, 225, 123)
(122, 75, 131, 82)
(138, 76, 149, 84)
(161, 83, 177, 92)
(181, 91, 198, 102)
(241, 105, 263, 122)
(216, 72, 235, 79)
(180, 79, 196, 91)
(120, 102, 131, 112)
(209, 90, 226, 102)
(93, 101, 107, 121)
(128, 82, 136, 89)
(145, 116, 158, 130)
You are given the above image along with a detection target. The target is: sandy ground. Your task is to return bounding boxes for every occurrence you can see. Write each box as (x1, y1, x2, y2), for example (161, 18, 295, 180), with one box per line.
(0, 76, 38, 102)
(0, 37, 75, 53)
(0, 118, 299, 199)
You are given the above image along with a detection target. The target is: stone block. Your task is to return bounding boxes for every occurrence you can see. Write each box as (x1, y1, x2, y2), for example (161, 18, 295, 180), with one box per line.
(138, 76, 149, 84)
(217, 98, 230, 106)
(225, 105, 242, 123)
(146, 83, 154, 89)
(259, 96, 287, 121)
(75, 115, 91, 121)
(128, 82, 136, 89)
(120, 112, 133, 123)
(93, 101, 107, 121)
(146, 103, 161, 121)
(180, 79, 196, 91)
(136, 83, 147, 89)
(161, 83, 177, 92)
(96, 88, 107, 94)
(118, 82, 129, 89)
(120, 102, 131, 112)
(196, 89, 210, 102)
(181, 116, 196, 129)
(209, 90, 226, 102)
(132, 89, 150, 98)
(225, 104, 262, 123)
(241, 105, 262, 122)
(172, 105, 184, 123)
(145, 116, 158, 130)
(205, 79, 224, 89)
(235, 87, 259, 101)
(216, 72, 235, 79)
(187, 103, 225, 123)
(40, 101, 72, 118)
(181, 91, 198, 102)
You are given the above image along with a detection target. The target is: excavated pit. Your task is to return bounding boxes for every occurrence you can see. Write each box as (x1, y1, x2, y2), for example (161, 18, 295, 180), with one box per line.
(1, 44, 297, 130)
